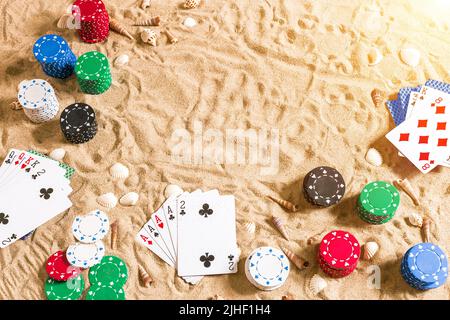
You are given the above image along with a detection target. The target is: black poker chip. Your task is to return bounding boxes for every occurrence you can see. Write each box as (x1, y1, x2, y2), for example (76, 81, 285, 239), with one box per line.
(60, 103, 97, 144)
(302, 166, 345, 207)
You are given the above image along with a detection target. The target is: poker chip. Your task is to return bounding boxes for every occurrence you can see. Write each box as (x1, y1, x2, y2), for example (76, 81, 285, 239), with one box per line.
(401, 243, 448, 290)
(60, 103, 97, 144)
(72, 0, 110, 43)
(75, 51, 112, 95)
(318, 230, 360, 278)
(46, 251, 82, 281)
(357, 181, 400, 225)
(17, 79, 59, 123)
(85, 284, 125, 300)
(72, 210, 109, 243)
(66, 241, 105, 268)
(303, 166, 345, 207)
(89, 256, 128, 289)
(245, 246, 290, 291)
(44, 275, 84, 300)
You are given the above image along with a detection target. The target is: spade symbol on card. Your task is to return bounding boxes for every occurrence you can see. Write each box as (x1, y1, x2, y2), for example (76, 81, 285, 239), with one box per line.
(39, 188, 53, 200)
(0, 213, 10, 225)
(25, 167, 31, 173)
(200, 253, 215, 268)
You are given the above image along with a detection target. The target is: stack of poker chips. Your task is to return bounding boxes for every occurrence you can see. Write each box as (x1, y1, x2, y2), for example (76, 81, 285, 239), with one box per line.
(245, 246, 290, 291)
(86, 256, 127, 300)
(33, 34, 77, 79)
(318, 230, 360, 278)
(401, 243, 448, 290)
(17, 79, 59, 123)
(60, 103, 98, 144)
(75, 51, 112, 95)
(72, 0, 110, 43)
(356, 181, 400, 224)
(303, 166, 346, 207)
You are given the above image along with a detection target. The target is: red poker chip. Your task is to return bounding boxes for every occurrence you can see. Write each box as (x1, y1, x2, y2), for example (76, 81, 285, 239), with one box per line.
(46, 250, 81, 281)
(318, 256, 357, 278)
(73, 0, 107, 22)
(319, 230, 360, 270)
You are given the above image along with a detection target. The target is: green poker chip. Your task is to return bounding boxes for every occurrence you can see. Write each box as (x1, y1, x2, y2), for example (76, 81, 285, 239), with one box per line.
(45, 275, 84, 300)
(75, 51, 112, 95)
(86, 285, 125, 300)
(89, 256, 128, 289)
(357, 181, 400, 224)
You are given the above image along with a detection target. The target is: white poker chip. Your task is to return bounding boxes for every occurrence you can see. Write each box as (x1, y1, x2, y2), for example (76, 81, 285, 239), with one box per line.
(72, 210, 109, 243)
(66, 241, 105, 268)
(17, 79, 56, 110)
(245, 246, 290, 291)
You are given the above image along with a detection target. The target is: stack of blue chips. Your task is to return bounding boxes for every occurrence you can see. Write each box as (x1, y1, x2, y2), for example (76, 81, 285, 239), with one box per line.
(401, 243, 448, 290)
(33, 34, 77, 79)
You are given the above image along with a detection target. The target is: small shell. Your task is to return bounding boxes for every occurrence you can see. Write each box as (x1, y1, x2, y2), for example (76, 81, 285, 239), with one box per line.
(272, 216, 289, 240)
(408, 212, 423, 228)
(10, 100, 22, 110)
(365, 148, 383, 167)
(422, 217, 432, 243)
(368, 47, 383, 66)
(282, 293, 294, 300)
(281, 246, 309, 270)
(400, 48, 421, 67)
(183, 17, 197, 28)
(57, 13, 72, 29)
(133, 17, 160, 26)
(141, 0, 151, 9)
(267, 195, 298, 212)
(138, 264, 153, 286)
(49, 148, 66, 162)
(119, 192, 139, 206)
(141, 29, 158, 46)
(243, 222, 256, 234)
(110, 18, 134, 40)
(307, 235, 320, 245)
(97, 192, 118, 209)
(310, 274, 327, 295)
(184, 0, 200, 9)
(394, 178, 420, 206)
(371, 89, 385, 108)
(164, 184, 183, 198)
(110, 221, 118, 249)
(363, 242, 379, 260)
(165, 30, 178, 44)
(114, 54, 129, 67)
(210, 294, 225, 300)
(110, 163, 129, 179)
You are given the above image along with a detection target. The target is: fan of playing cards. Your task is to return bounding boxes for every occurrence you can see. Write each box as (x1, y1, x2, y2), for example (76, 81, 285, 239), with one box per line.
(386, 80, 450, 174)
(0, 149, 74, 248)
(136, 189, 239, 284)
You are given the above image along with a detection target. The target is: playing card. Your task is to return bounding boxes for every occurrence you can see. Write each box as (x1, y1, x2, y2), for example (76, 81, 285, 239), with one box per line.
(150, 207, 176, 263)
(142, 217, 175, 265)
(136, 228, 176, 267)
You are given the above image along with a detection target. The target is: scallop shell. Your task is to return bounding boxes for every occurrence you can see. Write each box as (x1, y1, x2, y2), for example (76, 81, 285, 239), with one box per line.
(49, 148, 66, 161)
(310, 274, 327, 295)
(110, 18, 134, 40)
(110, 163, 129, 179)
(119, 192, 139, 206)
(141, 0, 151, 9)
(400, 48, 421, 67)
(365, 148, 383, 167)
(408, 212, 423, 228)
(368, 47, 383, 66)
(363, 242, 379, 260)
(184, 0, 200, 9)
(164, 184, 183, 198)
(114, 54, 129, 67)
(183, 17, 197, 28)
(243, 222, 256, 234)
(97, 192, 118, 209)
(141, 29, 158, 46)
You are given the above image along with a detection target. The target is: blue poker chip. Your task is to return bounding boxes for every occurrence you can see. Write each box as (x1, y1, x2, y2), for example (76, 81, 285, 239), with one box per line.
(71, 210, 110, 243)
(33, 34, 70, 62)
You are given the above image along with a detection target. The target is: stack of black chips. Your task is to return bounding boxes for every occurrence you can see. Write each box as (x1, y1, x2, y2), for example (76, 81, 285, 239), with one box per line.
(302, 166, 346, 207)
(60, 103, 97, 144)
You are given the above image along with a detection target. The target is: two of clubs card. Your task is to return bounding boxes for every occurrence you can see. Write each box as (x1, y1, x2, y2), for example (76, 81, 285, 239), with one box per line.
(136, 189, 239, 284)
(0, 149, 74, 248)
(386, 83, 450, 173)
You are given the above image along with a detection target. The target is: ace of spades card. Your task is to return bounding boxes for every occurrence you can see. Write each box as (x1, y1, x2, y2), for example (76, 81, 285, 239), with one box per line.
(177, 193, 238, 277)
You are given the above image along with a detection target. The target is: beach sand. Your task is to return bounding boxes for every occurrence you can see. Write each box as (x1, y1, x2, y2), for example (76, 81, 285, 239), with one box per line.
(0, 0, 449, 300)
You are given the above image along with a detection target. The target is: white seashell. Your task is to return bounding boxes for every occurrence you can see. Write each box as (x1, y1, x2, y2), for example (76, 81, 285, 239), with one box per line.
(114, 54, 129, 67)
(141, 29, 158, 46)
(164, 184, 183, 198)
(363, 242, 379, 260)
(408, 212, 423, 228)
(119, 192, 139, 206)
(97, 193, 118, 209)
(243, 222, 256, 234)
(110, 163, 129, 179)
(49, 148, 66, 162)
(400, 48, 421, 67)
(141, 0, 151, 9)
(368, 47, 383, 66)
(365, 148, 383, 167)
(310, 274, 327, 295)
(183, 17, 197, 28)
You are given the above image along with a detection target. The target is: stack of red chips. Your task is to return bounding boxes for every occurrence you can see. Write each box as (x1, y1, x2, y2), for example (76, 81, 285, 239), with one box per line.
(72, 0, 109, 43)
(318, 230, 361, 278)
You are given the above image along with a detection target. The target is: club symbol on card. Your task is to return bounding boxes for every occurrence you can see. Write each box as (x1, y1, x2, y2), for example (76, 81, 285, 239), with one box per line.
(32, 174, 38, 180)
(39, 188, 53, 200)
(199, 204, 213, 218)
(5, 159, 11, 164)
(180, 210, 186, 216)
(200, 253, 215, 268)
(10, 234, 17, 240)
(0, 213, 9, 225)
(169, 214, 175, 220)
(228, 255, 234, 261)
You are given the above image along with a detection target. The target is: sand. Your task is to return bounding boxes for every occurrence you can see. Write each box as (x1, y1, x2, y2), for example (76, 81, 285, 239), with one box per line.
(1, 0, 450, 300)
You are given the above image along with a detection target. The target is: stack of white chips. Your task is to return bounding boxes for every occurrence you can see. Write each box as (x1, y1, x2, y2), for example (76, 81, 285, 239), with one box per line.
(17, 79, 59, 123)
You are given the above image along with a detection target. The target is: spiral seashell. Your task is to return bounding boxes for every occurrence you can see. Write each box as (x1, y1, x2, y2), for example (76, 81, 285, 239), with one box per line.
(97, 192, 118, 209)
(422, 217, 432, 242)
(110, 163, 129, 179)
(365, 148, 383, 167)
(281, 246, 309, 270)
(394, 178, 420, 206)
(114, 54, 129, 67)
(10, 100, 22, 110)
(138, 264, 153, 286)
(119, 192, 139, 206)
(371, 89, 385, 108)
(408, 212, 423, 228)
(363, 242, 379, 260)
(110, 221, 118, 249)
(141, 29, 158, 46)
(368, 47, 383, 66)
(133, 16, 160, 26)
(267, 195, 298, 212)
(49, 148, 66, 162)
(184, 0, 200, 9)
(164, 184, 183, 198)
(310, 274, 327, 295)
(272, 216, 289, 240)
(165, 30, 178, 44)
(243, 221, 256, 234)
(141, 0, 151, 9)
(110, 18, 134, 40)
(400, 48, 421, 67)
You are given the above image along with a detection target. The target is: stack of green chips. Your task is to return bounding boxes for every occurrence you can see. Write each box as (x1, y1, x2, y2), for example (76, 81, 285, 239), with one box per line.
(356, 181, 400, 225)
(75, 51, 112, 95)
(86, 256, 128, 300)
(45, 275, 84, 300)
